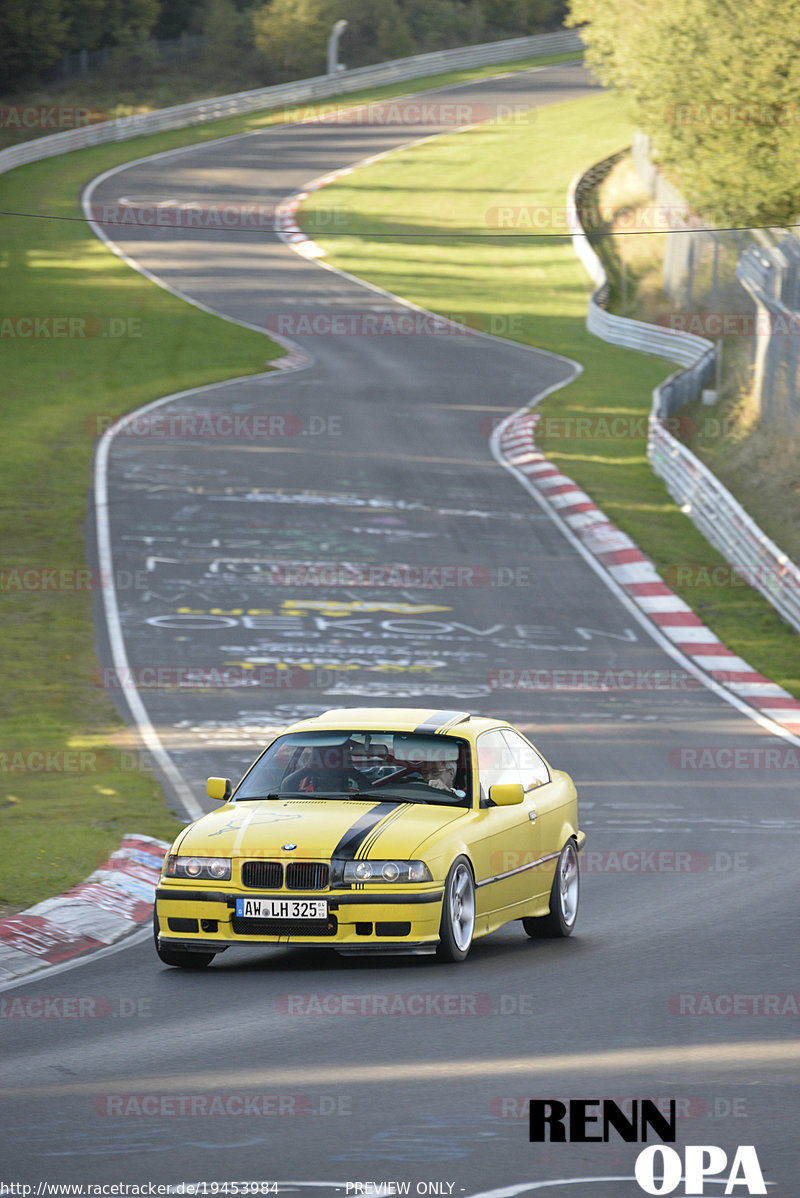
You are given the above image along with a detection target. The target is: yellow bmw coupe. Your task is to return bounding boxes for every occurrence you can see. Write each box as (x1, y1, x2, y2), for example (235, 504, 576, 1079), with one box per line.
(154, 707, 585, 966)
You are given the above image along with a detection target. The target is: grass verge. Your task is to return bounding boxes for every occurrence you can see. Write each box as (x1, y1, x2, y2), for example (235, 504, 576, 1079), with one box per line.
(680, 401, 800, 567)
(0, 148, 279, 915)
(0, 50, 583, 915)
(300, 89, 800, 698)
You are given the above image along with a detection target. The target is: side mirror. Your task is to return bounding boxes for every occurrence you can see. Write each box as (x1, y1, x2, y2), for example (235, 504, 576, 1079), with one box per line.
(207, 777, 232, 801)
(488, 782, 524, 806)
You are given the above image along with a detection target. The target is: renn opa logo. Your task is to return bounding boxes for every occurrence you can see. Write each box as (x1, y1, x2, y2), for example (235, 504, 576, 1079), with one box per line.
(528, 1100, 766, 1194)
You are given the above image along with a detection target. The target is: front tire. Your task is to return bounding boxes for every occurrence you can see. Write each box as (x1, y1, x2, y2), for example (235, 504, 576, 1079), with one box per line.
(153, 909, 215, 969)
(437, 856, 475, 962)
(522, 839, 579, 939)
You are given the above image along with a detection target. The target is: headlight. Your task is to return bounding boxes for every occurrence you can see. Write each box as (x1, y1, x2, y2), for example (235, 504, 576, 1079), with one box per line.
(342, 859, 432, 884)
(165, 856, 231, 881)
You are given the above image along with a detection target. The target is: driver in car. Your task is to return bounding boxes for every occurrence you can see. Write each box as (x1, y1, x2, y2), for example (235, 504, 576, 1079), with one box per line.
(425, 758, 458, 794)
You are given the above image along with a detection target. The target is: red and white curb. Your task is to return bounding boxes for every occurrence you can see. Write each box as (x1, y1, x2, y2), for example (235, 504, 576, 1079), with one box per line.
(498, 411, 800, 738)
(275, 187, 328, 259)
(0, 834, 167, 982)
(274, 137, 458, 260)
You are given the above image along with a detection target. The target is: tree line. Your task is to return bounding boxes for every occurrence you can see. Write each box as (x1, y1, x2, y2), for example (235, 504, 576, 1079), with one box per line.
(566, 0, 800, 226)
(0, 0, 565, 93)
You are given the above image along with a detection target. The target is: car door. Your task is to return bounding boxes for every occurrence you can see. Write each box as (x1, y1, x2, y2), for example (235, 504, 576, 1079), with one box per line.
(471, 729, 542, 918)
(499, 729, 555, 902)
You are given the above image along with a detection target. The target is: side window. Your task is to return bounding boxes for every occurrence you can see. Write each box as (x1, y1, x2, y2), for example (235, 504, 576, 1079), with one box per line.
(477, 730, 522, 805)
(500, 730, 550, 790)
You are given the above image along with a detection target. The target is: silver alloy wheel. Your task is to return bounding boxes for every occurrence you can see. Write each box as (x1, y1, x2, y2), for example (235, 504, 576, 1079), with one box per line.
(558, 840, 579, 928)
(449, 861, 475, 950)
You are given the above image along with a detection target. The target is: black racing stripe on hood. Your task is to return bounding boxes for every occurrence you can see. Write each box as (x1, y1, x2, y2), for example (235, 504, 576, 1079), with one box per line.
(355, 803, 411, 860)
(331, 802, 401, 860)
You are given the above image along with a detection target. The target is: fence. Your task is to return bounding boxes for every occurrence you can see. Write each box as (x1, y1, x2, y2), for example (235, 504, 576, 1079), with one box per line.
(0, 29, 582, 177)
(568, 158, 800, 635)
(632, 131, 800, 427)
(631, 132, 753, 313)
(737, 236, 800, 422)
(57, 34, 206, 80)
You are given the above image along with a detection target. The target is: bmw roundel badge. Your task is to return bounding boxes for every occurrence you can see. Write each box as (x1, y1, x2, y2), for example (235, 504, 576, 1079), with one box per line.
(282, 843, 298, 851)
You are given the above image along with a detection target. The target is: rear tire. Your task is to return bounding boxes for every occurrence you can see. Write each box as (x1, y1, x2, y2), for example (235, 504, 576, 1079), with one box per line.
(153, 909, 215, 969)
(522, 839, 579, 939)
(437, 856, 475, 962)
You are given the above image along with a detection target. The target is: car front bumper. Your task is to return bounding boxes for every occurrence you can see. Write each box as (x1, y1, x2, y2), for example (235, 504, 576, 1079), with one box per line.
(155, 884, 445, 953)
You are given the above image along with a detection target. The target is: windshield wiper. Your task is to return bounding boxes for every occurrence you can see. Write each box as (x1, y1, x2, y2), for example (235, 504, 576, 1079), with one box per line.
(346, 791, 404, 802)
(233, 791, 304, 801)
(234, 790, 439, 804)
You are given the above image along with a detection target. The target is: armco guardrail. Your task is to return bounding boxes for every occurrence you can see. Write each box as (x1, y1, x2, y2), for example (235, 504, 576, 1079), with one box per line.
(0, 29, 582, 177)
(567, 157, 800, 635)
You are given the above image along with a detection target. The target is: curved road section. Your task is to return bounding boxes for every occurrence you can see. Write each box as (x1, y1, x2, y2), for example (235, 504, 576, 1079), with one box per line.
(2, 63, 798, 1197)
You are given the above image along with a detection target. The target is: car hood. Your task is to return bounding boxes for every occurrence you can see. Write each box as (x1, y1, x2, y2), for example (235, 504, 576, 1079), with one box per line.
(179, 797, 467, 862)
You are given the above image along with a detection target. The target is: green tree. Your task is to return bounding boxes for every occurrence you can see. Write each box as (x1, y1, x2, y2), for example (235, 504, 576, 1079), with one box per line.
(154, 0, 198, 39)
(524, 0, 565, 30)
(482, 0, 528, 33)
(62, 0, 108, 53)
(204, 0, 251, 67)
(104, 0, 161, 48)
(252, 0, 334, 77)
(402, 0, 485, 51)
(566, 0, 800, 225)
(376, 7, 416, 61)
(253, 0, 422, 75)
(0, 0, 67, 91)
(482, 0, 563, 35)
(336, 0, 415, 65)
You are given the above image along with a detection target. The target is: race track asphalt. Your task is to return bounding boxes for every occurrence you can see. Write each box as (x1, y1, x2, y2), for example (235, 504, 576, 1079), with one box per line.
(2, 62, 798, 1197)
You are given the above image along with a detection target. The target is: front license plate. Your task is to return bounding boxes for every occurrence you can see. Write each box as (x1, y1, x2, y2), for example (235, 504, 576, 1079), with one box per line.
(235, 897, 328, 919)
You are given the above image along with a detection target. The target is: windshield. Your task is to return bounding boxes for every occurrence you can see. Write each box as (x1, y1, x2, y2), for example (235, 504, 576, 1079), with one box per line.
(234, 730, 471, 807)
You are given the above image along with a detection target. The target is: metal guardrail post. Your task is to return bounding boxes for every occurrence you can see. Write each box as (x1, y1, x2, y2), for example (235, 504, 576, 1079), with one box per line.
(327, 20, 348, 77)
